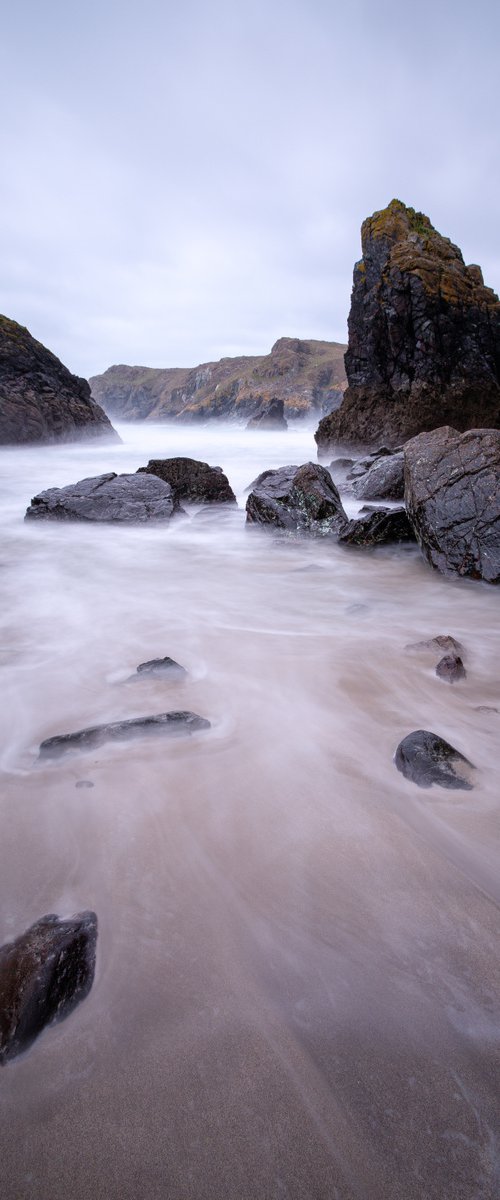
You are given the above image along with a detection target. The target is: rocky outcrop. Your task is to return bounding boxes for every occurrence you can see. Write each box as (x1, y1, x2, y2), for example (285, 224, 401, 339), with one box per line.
(39, 711, 211, 759)
(0, 911, 97, 1063)
(0, 315, 117, 445)
(315, 200, 500, 453)
(246, 397, 288, 430)
(246, 463, 347, 535)
(138, 457, 236, 503)
(394, 730, 475, 790)
(404, 426, 500, 582)
(25, 472, 182, 523)
(90, 338, 347, 423)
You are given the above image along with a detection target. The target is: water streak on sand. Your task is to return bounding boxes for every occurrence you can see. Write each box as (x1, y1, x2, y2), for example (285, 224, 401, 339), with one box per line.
(1, 423, 499, 1199)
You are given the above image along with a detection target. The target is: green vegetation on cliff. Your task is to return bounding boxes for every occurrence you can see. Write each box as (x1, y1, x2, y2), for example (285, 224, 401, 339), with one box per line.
(89, 337, 347, 423)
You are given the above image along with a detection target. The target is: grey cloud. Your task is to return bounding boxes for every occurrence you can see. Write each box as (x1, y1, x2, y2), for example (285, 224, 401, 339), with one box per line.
(1, 0, 499, 376)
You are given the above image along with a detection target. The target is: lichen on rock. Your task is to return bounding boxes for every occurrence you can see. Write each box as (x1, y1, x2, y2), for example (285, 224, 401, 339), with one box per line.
(315, 200, 500, 452)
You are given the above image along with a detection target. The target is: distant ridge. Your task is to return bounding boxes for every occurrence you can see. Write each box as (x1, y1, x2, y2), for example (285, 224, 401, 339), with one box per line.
(89, 337, 347, 423)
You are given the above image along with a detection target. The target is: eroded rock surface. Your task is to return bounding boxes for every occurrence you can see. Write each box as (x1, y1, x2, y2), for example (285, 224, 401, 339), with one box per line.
(39, 711, 210, 758)
(0, 315, 117, 445)
(246, 463, 347, 535)
(0, 912, 97, 1064)
(138, 457, 236, 504)
(25, 473, 182, 523)
(404, 426, 500, 582)
(394, 730, 475, 789)
(316, 200, 500, 452)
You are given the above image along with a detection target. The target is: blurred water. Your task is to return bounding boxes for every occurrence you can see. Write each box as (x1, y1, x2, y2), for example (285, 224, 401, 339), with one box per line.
(1, 423, 499, 1200)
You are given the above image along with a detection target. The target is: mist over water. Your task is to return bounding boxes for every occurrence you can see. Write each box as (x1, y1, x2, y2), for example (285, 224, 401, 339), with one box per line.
(1, 423, 499, 1200)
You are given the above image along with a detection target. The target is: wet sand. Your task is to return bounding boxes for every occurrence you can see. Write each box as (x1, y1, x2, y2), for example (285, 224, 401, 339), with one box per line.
(1, 424, 499, 1199)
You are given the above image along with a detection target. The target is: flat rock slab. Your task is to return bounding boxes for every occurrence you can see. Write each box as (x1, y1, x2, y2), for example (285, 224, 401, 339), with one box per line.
(246, 462, 347, 535)
(25, 473, 182, 523)
(39, 710, 210, 759)
(0, 911, 97, 1064)
(394, 729, 475, 790)
(135, 656, 187, 678)
(405, 634, 464, 657)
(138, 457, 236, 504)
(404, 426, 500, 582)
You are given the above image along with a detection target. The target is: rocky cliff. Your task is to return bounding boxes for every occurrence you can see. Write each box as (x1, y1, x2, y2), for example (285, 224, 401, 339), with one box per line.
(90, 337, 347, 422)
(0, 316, 117, 445)
(315, 200, 500, 452)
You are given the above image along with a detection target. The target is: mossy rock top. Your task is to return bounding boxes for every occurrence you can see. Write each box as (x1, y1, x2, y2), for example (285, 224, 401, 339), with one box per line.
(357, 201, 499, 307)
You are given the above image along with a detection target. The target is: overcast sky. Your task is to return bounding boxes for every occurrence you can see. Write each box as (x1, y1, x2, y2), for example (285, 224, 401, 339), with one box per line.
(1, 0, 499, 378)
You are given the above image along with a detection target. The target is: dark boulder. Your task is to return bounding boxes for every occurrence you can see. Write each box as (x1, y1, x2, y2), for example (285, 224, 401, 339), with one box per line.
(135, 656, 187, 678)
(337, 506, 415, 546)
(350, 451, 404, 500)
(25, 472, 183, 523)
(394, 729, 475, 790)
(39, 711, 210, 759)
(245, 462, 347, 535)
(0, 315, 118, 446)
(138, 457, 236, 504)
(404, 426, 500, 582)
(246, 397, 288, 430)
(315, 199, 500, 453)
(0, 911, 97, 1064)
(436, 654, 467, 683)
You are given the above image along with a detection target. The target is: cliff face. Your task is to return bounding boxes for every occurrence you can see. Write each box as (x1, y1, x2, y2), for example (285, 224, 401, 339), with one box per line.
(315, 200, 500, 451)
(0, 316, 117, 445)
(89, 337, 347, 422)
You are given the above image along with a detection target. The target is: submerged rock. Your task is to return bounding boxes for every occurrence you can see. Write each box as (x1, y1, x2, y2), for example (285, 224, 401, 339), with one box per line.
(25, 473, 182, 523)
(0, 315, 118, 446)
(337, 507, 414, 546)
(436, 654, 467, 683)
(245, 462, 347, 535)
(315, 199, 500, 452)
(394, 730, 475, 790)
(404, 426, 500, 582)
(39, 711, 210, 759)
(138, 457, 236, 504)
(246, 397, 288, 430)
(405, 634, 465, 656)
(135, 656, 187, 678)
(0, 911, 97, 1064)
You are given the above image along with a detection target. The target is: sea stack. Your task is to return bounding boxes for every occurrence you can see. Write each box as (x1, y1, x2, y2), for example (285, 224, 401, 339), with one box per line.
(0, 315, 118, 445)
(315, 199, 500, 452)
